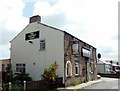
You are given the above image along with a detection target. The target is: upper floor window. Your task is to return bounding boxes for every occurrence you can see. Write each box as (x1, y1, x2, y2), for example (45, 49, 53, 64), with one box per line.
(40, 40, 45, 50)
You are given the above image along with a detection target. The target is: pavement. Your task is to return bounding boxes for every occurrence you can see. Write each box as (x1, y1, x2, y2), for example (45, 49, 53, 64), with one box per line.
(58, 77, 111, 90)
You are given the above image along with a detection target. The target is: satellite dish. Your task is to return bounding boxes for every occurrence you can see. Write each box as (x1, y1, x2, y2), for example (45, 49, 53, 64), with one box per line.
(97, 53, 101, 59)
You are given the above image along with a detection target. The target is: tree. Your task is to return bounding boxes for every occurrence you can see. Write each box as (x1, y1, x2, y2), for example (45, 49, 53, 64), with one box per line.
(6, 64, 13, 76)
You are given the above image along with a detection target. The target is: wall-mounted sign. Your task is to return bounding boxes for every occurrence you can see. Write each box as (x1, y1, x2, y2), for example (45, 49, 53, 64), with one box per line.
(82, 48, 90, 58)
(97, 53, 101, 59)
(25, 31, 39, 40)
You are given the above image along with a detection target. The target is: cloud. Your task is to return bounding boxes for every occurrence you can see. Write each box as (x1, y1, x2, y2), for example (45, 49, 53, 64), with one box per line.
(1, 29, 16, 45)
(33, 1, 56, 16)
(42, 13, 67, 28)
(97, 45, 118, 61)
(0, 0, 28, 59)
(0, 0, 28, 30)
(1, 0, 118, 61)
(0, 44, 10, 59)
(32, 0, 118, 61)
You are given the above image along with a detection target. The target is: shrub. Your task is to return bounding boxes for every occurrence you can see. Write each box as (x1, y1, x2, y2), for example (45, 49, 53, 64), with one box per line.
(41, 61, 59, 89)
(13, 71, 32, 85)
(12, 83, 23, 91)
(71, 81, 80, 86)
(111, 71, 116, 74)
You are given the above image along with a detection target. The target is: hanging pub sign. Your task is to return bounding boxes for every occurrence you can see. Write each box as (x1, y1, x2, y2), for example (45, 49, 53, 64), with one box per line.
(82, 48, 90, 58)
(72, 43, 79, 54)
(72, 38, 79, 55)
(25, 31, 39, 40)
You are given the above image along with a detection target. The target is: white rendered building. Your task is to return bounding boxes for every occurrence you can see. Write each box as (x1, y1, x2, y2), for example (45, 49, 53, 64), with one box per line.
(11, 15, 97, 86)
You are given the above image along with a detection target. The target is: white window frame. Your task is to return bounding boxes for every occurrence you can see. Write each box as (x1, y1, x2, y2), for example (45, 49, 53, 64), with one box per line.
(75, 61, 80, 76)
(66, 61, 72, 77)
(40, 40, 45, 50)
(16, 63, 26, 73)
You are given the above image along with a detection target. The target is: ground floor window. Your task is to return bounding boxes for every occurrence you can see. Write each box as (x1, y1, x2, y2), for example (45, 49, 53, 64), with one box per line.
(66, 61, 72, 77)
(16, 63, 26, 73)
(75, 61, 80, 76)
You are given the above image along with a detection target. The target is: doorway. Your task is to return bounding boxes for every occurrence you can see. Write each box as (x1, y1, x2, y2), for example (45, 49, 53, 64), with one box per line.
(85, 57, 89, 82)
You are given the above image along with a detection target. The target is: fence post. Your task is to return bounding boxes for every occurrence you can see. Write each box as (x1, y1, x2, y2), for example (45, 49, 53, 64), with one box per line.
(24, 81, 26, 91)
(9, 82, 11, 91)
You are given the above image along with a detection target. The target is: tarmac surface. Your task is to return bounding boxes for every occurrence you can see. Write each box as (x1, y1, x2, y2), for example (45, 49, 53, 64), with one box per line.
(58, 77, 119, 90)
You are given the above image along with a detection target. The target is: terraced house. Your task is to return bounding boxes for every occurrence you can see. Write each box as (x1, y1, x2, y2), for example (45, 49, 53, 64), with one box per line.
(11, 15, 97, 86)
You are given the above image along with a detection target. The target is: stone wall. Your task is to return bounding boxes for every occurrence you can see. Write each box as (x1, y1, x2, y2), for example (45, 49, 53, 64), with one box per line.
(64, 33, 97, 86)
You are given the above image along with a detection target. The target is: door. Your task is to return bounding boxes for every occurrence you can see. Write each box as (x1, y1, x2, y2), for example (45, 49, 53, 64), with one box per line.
(85, 57, 89, 82)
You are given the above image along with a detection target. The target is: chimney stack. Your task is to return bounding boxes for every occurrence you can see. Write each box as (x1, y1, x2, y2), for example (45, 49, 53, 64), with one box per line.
(29, 15, 41, 23)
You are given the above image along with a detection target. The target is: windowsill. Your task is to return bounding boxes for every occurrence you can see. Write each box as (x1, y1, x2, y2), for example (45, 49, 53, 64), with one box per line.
(89, 71, 94, 74)
(14, 72, 21, 75)
(66, 76, 72, 78)
(90, 72, 94, 74)
(14, 72, 21, 73)
(75, 74, 80, 77)
(73, 54, 80, 56)
(39, 49, 45, 51)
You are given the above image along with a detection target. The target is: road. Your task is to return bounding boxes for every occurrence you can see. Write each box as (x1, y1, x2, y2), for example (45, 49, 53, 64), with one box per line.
(58, 77, 119, 91)
(83, 77, 119, 89)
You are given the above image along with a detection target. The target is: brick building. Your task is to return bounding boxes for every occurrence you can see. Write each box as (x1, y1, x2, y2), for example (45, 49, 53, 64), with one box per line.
(64, 32, 97, 86)
(0, 59, 11, 72)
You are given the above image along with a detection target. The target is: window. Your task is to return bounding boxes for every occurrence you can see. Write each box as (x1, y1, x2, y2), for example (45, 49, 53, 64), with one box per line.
(90, 62, 94, 74)
(16, 64, 26, 73)
(66, 61, 72, 77)
(40, 40, 45, 50)
(75, 61, 80, 76)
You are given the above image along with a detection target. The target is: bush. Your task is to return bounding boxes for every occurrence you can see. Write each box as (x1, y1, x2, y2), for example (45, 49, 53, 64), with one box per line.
(13, 71, 32, 85)
(12, 83, 23, 91)
(111, 71, 116, 74)
(71, 81, 80, 86)
(41, 61, 59, 89)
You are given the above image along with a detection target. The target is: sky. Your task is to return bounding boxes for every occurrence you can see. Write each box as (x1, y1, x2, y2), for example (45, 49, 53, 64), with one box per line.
(0, 0, 119, 61)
